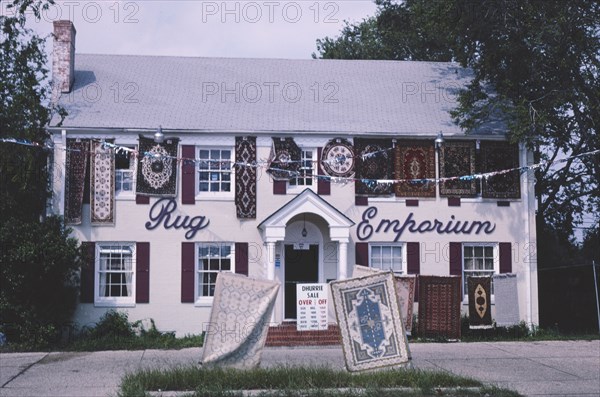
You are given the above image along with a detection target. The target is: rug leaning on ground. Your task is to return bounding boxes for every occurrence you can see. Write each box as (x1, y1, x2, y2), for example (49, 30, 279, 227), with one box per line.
(417, 275, 462, 339)
(352, 265, 416, 335)
(467, 276, 493, 329)
(200, 272, 279, 369)
(493, 273, 520, 327)
(331, 271, 410, 372)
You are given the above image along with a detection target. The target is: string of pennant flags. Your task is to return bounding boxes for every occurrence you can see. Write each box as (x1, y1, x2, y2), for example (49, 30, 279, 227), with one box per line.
(2, 136, 598, 186)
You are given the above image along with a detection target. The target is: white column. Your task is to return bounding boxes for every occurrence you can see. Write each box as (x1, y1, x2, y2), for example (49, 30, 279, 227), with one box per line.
(338, 241, 348, 280)
(266, 241, 276, 281)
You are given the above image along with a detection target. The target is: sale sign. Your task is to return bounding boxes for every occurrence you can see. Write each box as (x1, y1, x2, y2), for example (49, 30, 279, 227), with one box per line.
(296, 283, 329, 331)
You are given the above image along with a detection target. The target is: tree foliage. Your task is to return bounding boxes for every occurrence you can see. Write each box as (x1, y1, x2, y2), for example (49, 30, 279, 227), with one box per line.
(0, 0, 79, 348)
(315, 0, 599, 247)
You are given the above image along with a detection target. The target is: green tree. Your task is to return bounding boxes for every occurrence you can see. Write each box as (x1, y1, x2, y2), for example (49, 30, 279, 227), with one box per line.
(315, 0, 599, 251)
(0, 0, 79, 348)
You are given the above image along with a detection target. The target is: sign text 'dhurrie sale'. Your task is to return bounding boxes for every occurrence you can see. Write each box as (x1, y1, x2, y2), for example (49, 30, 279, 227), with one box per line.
(296, 284, 328, 331)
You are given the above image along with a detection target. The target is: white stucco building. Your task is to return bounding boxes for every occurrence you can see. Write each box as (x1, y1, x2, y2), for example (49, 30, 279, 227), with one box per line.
(48, 21, 538, 336)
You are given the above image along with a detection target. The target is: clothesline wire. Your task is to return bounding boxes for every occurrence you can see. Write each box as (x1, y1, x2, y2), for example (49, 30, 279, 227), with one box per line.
(1, 137, 598, 186)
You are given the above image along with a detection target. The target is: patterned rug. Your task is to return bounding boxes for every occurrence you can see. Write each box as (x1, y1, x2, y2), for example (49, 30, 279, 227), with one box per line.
(64, 139, 89, 225)
(354, 138, 393, 196)
(439, 141, 476, 196)
(267, 137, 301, 180)
(467, 276, 493, 329)
(235, 137, 257, 219)
(394, 141, 435, 197)
(331, 271, 410, 371)
(321, 138, 355, 178)
(136, 135, 179, 196)
(481, 141, 521, 199)
(417, 276, 462, 339)
(90, 140, 115, 225)
(201, 272, 279, 369)
(353, 266, 416, 335)
(493, 273, 520, 327)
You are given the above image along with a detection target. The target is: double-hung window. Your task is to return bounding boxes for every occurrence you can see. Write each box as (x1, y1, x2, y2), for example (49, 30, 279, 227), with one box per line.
(369, 243, 404, 274)
(196, 243, 235, 304)
(289, 149, 315, 190)
(197, 148, 233, 197)
(462, 243, 498, 296)
(96, 243, 135, 306)
(115, 147, 136, 196)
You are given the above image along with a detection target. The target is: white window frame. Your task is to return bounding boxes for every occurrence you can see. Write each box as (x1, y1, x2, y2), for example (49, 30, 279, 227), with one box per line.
(115, 145, 137, 199)
(196, 147, 234, 200)
(462, 243, 499, 301)
(195, 242, 236, 306)
(368, 243, 406, 274)
(95, 242, 136, 307)
(288, 148, 317, 193)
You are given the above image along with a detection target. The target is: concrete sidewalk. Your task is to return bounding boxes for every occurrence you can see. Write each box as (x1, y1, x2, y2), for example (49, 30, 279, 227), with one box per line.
(1, 340, 598, 397)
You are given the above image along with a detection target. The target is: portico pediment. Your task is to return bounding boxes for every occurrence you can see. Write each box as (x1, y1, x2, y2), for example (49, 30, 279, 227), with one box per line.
(257, 189, 354, 242)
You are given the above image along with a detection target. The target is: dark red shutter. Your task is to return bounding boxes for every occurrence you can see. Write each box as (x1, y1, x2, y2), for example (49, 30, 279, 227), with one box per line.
(136, 195, 150, 205)
(355, 196, 368, 206)
(235, 242, 249, 276)
(80, 242, 95, 303)
(407, 242, 420, 302)
(449, 242, 462, 276)
(273, 180, 287, 195)
(355, 242, 369, 267)
(448, 197, 461, 207)
(499, 242, 512, 273)
(182, 145, 196, 205)
(181, 242, 195, 303)
(317, 148, 331, 195)
(136, 242, 150, 303)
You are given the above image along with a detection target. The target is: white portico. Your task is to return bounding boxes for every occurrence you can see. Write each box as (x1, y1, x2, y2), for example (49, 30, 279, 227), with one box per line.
(258, 189, 354, 322)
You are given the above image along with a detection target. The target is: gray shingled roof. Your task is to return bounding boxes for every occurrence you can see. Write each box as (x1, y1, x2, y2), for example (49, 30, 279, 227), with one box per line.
(50, 54, 505, 136)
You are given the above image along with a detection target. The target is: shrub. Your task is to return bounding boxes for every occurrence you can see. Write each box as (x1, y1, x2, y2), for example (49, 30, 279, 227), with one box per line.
(0, 216, 81, 350)
(88, 310, 136, 339)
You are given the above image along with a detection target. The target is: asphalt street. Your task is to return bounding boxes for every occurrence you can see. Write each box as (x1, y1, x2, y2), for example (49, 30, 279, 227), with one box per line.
(1, 340, 599, 397)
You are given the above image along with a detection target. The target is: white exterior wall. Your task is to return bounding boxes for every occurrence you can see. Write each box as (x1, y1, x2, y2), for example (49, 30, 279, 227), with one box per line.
(52, 131, 538, 336)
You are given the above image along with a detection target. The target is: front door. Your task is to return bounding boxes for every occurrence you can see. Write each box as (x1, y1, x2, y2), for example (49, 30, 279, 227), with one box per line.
(284, 244, 319, 320)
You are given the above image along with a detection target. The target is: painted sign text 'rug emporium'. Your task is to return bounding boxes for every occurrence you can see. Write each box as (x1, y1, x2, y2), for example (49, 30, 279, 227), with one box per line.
(331, 272, 410, 371)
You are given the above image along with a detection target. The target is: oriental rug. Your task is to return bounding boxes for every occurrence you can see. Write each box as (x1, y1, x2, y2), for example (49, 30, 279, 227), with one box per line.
(201, 272, 279, 369)
(331, 271, 410, 372)
(235, 137, 257, 219)
(417, 276, 462, 339)
(480, 141, 520, 199)
(321, 137, 355, 178)
(90, 140, 115, 225)
(467, 276, 493, 329)
(267, 137, 301, 181)
(136, 135, 179, 197)
(353, 266, 416, 335)
(394, 141, 436, 198)
(439, 141, 477, 197)
(64, 139, 89, 225)
(493, 273, 520, 327)
(354, 138, 394, 196)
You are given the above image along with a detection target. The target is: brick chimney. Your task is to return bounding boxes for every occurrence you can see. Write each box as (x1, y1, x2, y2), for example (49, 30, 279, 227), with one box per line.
(52, 20, 76, 94)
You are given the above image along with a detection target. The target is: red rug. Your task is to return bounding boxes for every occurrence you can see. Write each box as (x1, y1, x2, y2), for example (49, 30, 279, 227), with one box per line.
(417, 275, 462, 339)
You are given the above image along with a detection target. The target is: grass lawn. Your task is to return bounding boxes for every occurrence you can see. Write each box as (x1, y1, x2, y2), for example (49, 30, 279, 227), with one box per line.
(118, 366, 523, 397)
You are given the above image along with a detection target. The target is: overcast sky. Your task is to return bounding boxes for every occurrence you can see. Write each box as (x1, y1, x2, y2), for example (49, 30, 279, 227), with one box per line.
(15, 0, 377, 58)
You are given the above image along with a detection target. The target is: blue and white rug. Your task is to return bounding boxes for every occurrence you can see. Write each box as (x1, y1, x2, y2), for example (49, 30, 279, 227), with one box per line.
(331, 271, 410, 371)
